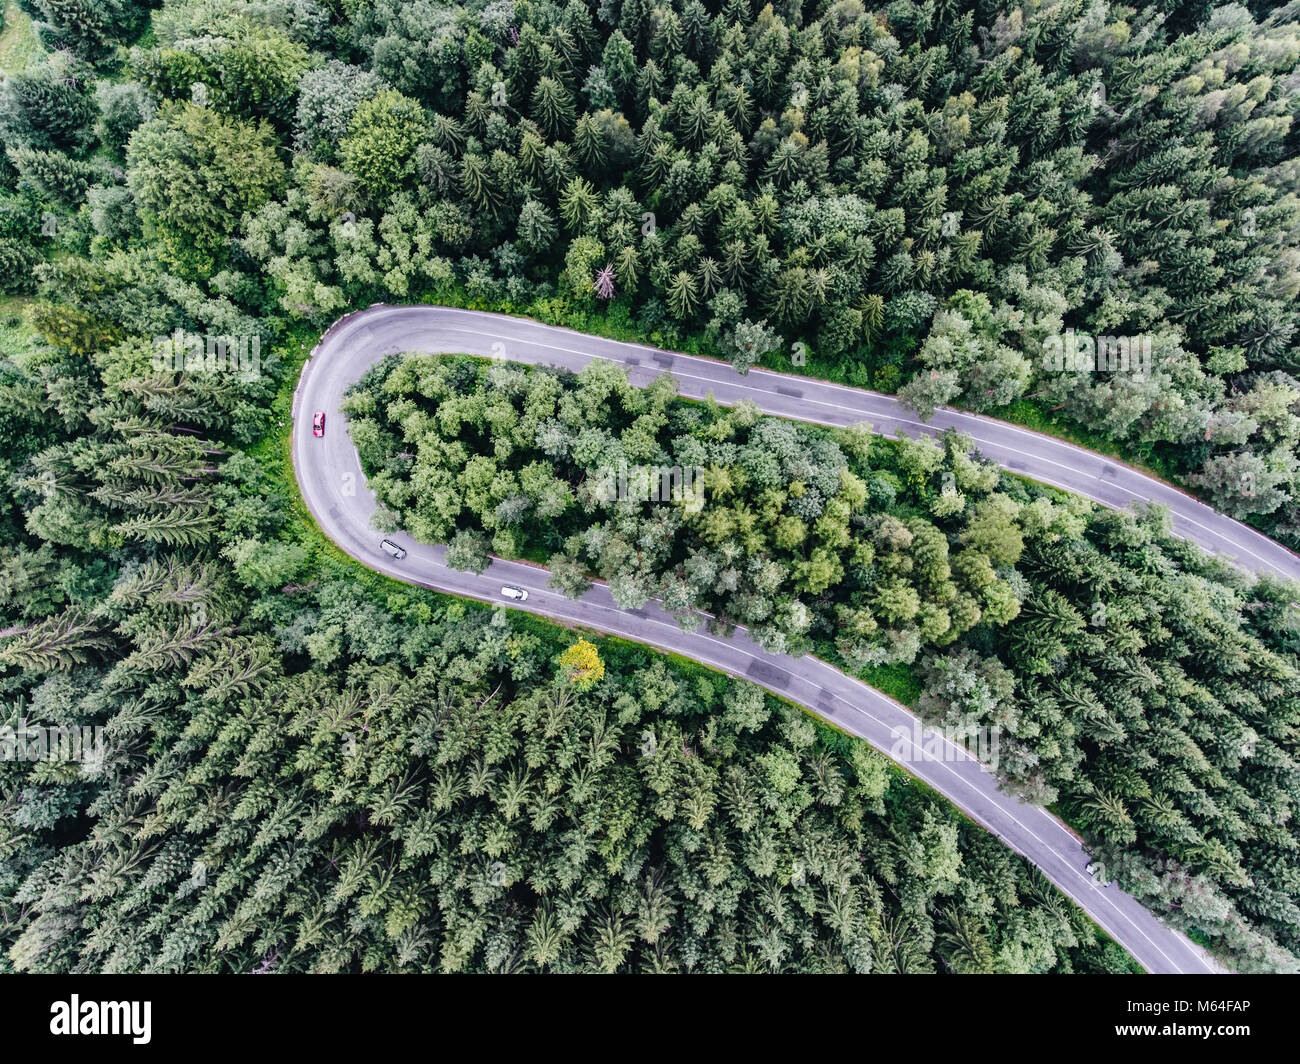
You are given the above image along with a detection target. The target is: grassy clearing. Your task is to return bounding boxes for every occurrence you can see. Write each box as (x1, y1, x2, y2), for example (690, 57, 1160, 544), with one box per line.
(0, 2, 44, 74)
(0, 297, 36, 362)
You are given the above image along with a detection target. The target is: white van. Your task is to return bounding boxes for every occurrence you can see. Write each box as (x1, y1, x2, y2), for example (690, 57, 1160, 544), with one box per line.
(500, 586, 528, 601)
(380, 539, 407, 560)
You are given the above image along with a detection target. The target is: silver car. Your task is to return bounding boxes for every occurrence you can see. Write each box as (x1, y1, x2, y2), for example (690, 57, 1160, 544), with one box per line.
(380, 539, 407, 560)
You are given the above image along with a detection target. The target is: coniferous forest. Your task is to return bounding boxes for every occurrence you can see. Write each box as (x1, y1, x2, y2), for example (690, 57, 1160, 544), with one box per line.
(1, 0, 1299, 975)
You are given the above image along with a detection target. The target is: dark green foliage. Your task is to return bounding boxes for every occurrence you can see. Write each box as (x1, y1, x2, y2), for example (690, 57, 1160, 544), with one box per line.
(126, 101, 285, 277)
(0, 557, 1122, 973)
(26, 0, 150, 65)
(0, 57, 98, 155)
(352, 352, 1300, 970)
(921, 511, 1300, 971)
(6, 148, 98, 206)
(6, 0, 1300, 976)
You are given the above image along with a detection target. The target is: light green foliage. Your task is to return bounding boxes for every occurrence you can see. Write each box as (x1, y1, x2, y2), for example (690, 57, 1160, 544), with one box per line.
(351, 356, 1018, 663)
(127, 101, 284, 275)
(223, 537, 308, 592)
(340, 89, 430, 205)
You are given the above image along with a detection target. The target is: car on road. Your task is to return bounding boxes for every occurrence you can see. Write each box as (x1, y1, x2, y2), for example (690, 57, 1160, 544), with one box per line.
(379, 539, 406, 560)
(312, 411, 326, 437)
(500, 586, 528, 601)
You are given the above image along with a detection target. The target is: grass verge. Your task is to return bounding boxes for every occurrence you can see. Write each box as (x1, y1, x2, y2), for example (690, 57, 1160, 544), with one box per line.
(0, 2, 44, 74)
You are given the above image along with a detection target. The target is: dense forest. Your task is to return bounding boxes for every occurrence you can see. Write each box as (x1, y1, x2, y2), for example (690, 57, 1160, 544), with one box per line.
(1, 0, 1298, 973)
(4, 0, 1300, 535)
(351, 352, 1300, 970)
(7, 549, 1139, 973)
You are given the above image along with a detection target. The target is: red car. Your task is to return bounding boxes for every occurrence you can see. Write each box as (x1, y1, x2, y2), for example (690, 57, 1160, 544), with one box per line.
(312, 411, 326, 437)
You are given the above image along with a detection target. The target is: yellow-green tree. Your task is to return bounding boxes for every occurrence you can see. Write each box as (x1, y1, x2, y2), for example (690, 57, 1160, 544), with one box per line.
(559, 638, 604, 690)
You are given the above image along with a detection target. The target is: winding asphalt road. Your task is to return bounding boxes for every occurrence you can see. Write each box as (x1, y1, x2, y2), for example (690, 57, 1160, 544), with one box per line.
(292, 303, 1248, 974)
